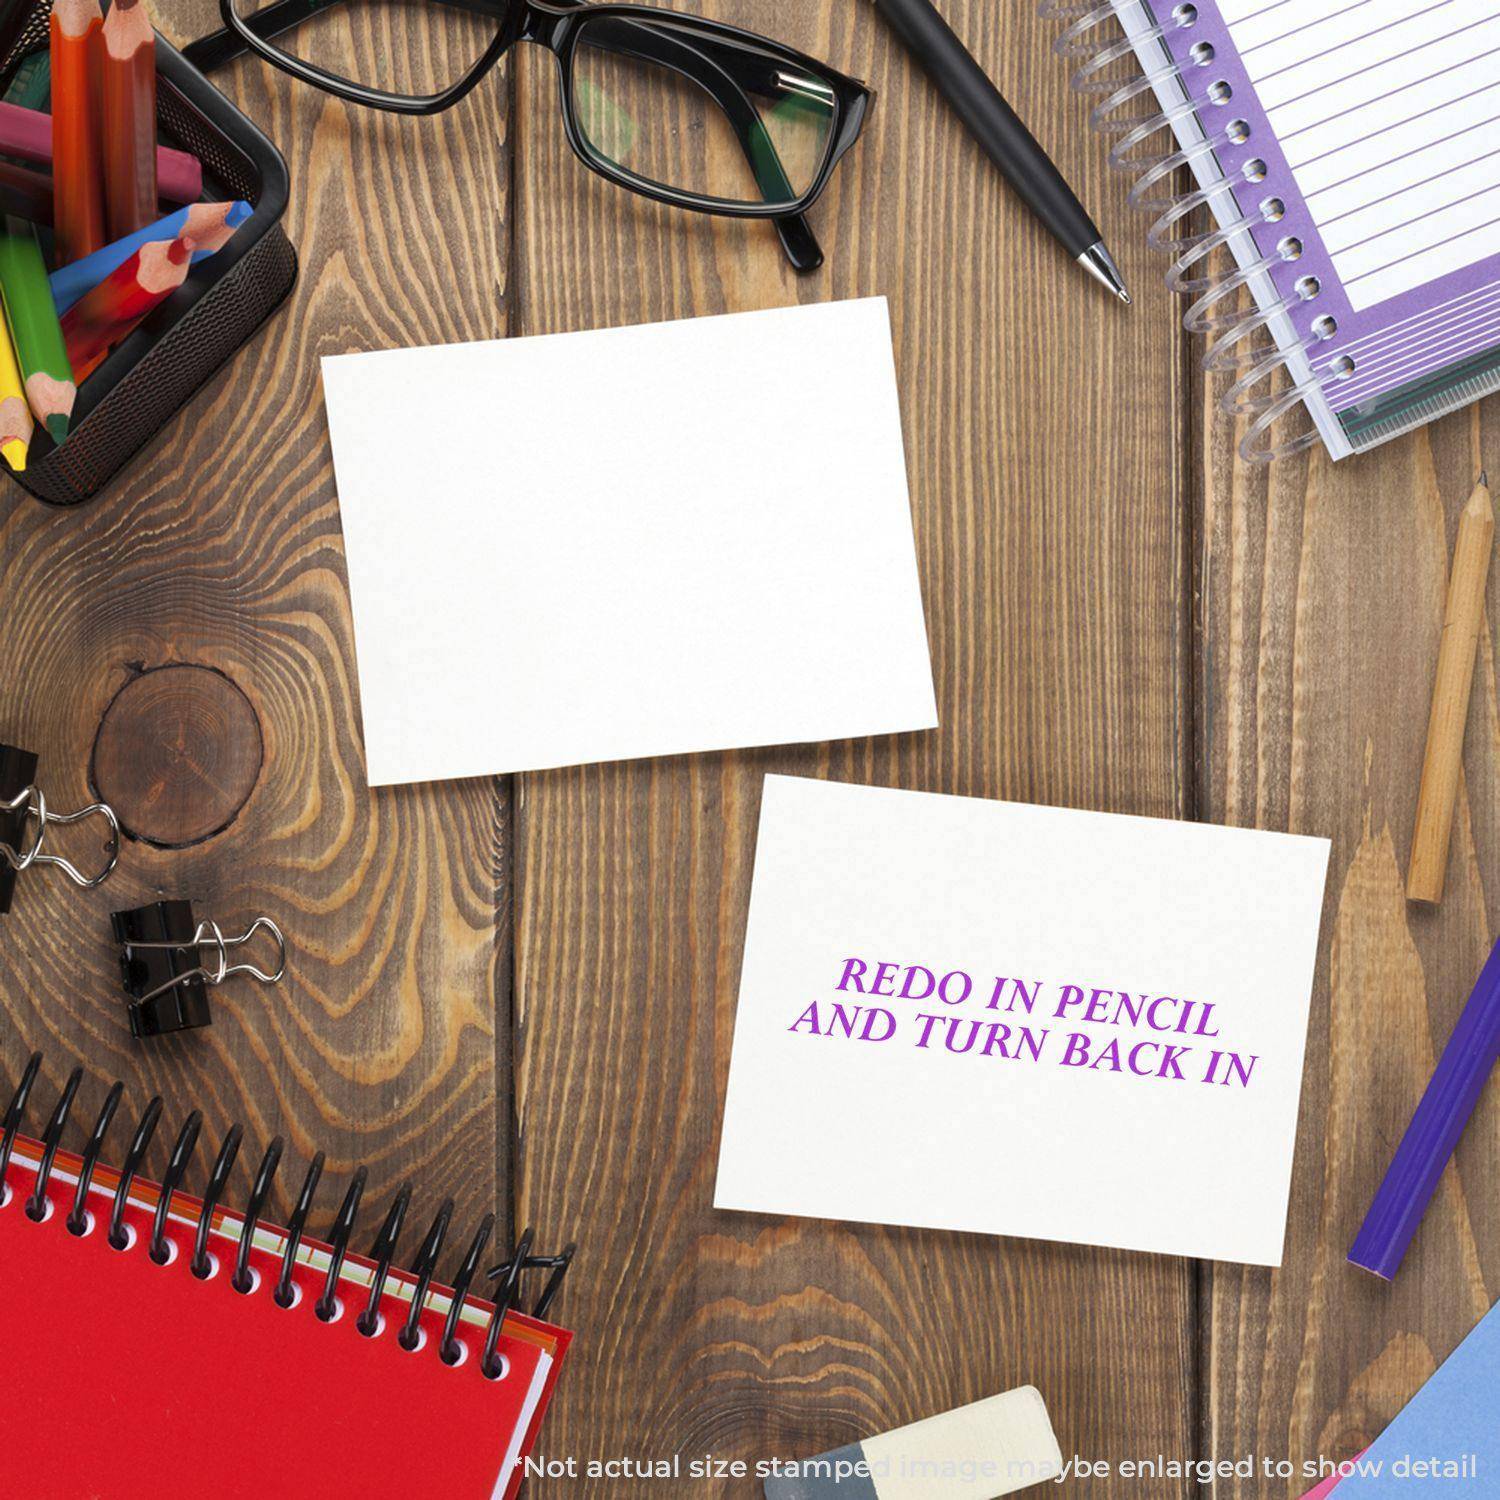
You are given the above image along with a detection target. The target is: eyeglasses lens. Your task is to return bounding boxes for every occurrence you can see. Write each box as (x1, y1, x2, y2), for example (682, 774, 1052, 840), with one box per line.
(570, 15, 838, 209)
(229, 0, 502, 97)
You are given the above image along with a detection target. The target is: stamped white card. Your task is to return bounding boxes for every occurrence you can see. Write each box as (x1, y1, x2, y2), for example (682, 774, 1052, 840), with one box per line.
(715, 775, 1331, 1266)
(322, 298, 936, 786)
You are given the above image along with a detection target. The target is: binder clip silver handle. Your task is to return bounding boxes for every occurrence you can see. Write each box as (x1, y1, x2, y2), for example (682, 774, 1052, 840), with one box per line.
(0, 785, 121, 890)
(124, 917, 287, 1007)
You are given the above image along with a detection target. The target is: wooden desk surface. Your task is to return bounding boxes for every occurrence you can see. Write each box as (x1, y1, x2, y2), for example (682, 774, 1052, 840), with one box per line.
(1, 1, 1496, 1493)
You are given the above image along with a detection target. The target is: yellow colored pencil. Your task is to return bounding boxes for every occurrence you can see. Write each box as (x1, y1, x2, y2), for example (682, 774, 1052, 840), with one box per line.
(0, 311, 33, 469)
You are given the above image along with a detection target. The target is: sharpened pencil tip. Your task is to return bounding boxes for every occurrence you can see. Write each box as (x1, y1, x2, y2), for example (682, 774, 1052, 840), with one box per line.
(3, 439, 26, 471)
(44, 415, 68, 446)
(1480, 470, 1489, 488)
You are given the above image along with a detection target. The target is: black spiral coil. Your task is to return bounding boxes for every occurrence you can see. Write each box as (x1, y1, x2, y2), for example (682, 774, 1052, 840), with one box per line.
(1, 1054, 575, 1377)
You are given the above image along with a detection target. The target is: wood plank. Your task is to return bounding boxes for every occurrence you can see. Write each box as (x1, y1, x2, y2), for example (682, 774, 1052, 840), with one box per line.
(0, 1, 513, 1256)
(510, 2, 1197, 1489)
(1199, 367, 1500, 1483)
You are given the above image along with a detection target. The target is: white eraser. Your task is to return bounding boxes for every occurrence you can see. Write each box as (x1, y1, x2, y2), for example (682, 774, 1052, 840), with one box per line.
(861, 1386, 1062, 1499)
(765, 1385, 1063, 1500)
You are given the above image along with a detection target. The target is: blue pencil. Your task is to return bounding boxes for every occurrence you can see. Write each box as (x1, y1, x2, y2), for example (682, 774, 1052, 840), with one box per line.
(50, 200, 251, 314)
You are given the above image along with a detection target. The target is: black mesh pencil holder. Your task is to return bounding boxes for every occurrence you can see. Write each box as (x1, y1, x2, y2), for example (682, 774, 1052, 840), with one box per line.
(0, 18, 296, 507)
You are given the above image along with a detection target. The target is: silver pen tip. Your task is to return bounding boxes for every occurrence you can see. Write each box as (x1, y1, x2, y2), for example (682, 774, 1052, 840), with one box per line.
(1078, 241, 1131, 304)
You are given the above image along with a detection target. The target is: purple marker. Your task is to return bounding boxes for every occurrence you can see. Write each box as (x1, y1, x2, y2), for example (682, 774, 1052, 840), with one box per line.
(1349, 936, 1500, 1279)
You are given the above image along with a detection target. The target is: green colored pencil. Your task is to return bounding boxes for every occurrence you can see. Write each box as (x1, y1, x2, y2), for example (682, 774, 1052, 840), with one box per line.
(3, 51, 48, 110)
(0, 218, 75, 443)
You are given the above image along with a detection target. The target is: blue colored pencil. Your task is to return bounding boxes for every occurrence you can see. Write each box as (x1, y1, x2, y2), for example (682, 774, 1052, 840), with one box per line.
(50, 199, 251, 313)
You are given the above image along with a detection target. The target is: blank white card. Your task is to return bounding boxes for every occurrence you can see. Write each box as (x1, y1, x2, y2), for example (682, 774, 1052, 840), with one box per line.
(322, 298, 937, 786)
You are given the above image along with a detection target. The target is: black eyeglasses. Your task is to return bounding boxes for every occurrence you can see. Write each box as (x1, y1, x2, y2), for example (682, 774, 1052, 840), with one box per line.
(182, 0, 873, 271)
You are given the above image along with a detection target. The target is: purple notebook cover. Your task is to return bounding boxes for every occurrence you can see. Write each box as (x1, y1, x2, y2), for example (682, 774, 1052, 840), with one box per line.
(1139, 0, 1500, 421)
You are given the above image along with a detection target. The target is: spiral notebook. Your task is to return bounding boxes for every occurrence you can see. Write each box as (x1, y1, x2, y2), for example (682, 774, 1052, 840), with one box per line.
(1051, 0, 1500, 461)
(0, 1059, 573, 1500)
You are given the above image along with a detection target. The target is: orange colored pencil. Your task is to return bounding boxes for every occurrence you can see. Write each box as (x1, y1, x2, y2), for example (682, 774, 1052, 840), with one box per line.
(100, 0, 157, 240)
(50, 0, 106, 264)
(61, 233, 191, 379)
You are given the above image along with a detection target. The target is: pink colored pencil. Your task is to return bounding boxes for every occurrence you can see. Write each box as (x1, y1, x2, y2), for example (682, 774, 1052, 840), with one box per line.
(0, 100, 200, 205)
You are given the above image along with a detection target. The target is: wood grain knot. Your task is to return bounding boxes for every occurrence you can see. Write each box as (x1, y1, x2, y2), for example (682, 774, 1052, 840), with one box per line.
(91, 665, 264, 848)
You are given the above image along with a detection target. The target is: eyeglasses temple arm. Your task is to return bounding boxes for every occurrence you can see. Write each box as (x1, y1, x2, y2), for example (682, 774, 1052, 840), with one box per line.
(181, 2, 823, 272)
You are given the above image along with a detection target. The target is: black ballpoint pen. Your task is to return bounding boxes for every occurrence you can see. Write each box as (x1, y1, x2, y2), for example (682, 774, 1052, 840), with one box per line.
(870, 0, 1131, 303)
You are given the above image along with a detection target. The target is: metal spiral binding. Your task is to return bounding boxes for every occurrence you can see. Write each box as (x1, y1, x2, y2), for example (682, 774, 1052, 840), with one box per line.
(1041, 0, 1336, 463)
(0, 1055, 576, 1378)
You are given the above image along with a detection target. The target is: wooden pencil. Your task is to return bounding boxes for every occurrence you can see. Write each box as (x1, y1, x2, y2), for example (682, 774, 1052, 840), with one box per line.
(0, 310, 33, 470)
(50, 199, 249, 313)
(0, 217, 74, 442)
(100, 0, 156, 241)
(1407, 472, 1495, 904)
(51, 0, 106, 264)
(4, 51, 51, 111)
(0, 159, 56, 225)
(61, 232, 191, 378)
(0, 100, 201, 204)
(0, 153, 190, 234)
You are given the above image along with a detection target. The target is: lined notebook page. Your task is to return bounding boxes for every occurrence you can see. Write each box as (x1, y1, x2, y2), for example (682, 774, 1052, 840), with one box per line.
(1222, 0, 1500, 309)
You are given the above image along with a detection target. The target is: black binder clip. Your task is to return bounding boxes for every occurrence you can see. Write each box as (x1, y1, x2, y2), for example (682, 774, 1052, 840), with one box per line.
(1, 742, 120, 915)
(112, 900, 287, 1038)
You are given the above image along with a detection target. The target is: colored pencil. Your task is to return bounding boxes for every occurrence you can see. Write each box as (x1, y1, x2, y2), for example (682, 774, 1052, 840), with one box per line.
(0, 100, 200, 204)
(51, 199, 249, 313)
(4, 49, 50, 110)
(0, 218, 74, 442)
(1349, 935, 1500, 1279)
(0, 311, 32, 469)
(1407, 473, 1495, 904)
(101, 0, 157, 240)
(0, 159, 56, 225)
(50, 0, 106, 263)
(0, 134, 189, 237)
(61, 232, 191, 378)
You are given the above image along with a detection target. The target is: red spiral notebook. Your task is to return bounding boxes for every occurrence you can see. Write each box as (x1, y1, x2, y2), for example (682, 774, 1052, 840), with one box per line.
(0, 1106, 571, 1499)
